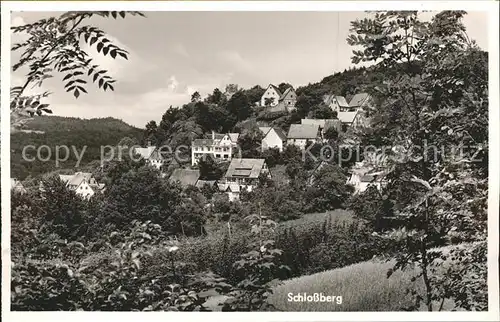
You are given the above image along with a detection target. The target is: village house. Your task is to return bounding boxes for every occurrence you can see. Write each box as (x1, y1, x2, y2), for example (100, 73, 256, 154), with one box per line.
(195, 179, 218, 190)
(191, 131, 240, 166)
(347, 170, 387, 194)
(260, 84, 297, 113)
(348, 92, 372, 109)
(259, 126, 287, 152)
(323, 94, 351, 112)
(286, 124, 321, 150)
(221, 183, 241, 202)
(11, 178, 27, 194)
(220, 158, 270, 201)
(276, 87, 297, 111)
(301, 118, 342, 137)
(59, 172, 105, 199)
(337, 111, 360, 130)
(347, 160, 388, 194)
(260, 84, 282, 107)
(133, 144, 167, 170)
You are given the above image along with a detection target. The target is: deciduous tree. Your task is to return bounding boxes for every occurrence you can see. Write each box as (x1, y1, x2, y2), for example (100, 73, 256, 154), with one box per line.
(10, 11, 145, 130)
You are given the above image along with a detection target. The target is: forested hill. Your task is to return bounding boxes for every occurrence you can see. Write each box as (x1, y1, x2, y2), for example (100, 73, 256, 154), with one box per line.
(11, 116, 144, 180)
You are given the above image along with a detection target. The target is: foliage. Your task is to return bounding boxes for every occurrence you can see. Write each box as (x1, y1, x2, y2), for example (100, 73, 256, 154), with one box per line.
(347, 186, 395, 231)
(303, 163, 353, 212)
(221, 214, 289, 311)
(38, 176, 87, 240)
(11, 116, 143, 180)
(348, 10, 488, 310)
(198, 155, 226, 181)
(323, 125, 339, 140)
(12, 221, 230, 311)
(10, 11, 145, 129)
(237, 124, 264, 158)
(96, 166, 206, 237)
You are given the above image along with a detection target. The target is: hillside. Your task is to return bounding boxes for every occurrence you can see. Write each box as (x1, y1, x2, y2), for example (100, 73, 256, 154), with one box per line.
(11, 116, 144, 180)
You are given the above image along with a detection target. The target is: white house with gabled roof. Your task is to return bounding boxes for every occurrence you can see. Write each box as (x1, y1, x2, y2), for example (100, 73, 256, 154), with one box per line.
(260, 84, 282, 107)
(259, 126, 287, 152)
(191, 131, 240, 166)
(59, 172, 105, 199)
(132, 144, 167, 170)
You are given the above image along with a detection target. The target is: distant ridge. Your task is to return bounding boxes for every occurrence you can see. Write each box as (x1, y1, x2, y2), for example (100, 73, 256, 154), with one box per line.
(11, 115, 144, 180)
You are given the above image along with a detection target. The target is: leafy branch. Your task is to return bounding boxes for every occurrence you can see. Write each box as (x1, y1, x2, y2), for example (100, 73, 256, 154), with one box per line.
(10, 11, 145, 128)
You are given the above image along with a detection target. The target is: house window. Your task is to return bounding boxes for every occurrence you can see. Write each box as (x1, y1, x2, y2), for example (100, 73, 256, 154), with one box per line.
(216, 154, 221, 158)
(224, 155, 229, 159)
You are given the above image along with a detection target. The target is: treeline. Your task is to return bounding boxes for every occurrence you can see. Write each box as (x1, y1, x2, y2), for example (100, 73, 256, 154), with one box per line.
(142, 65, 376, 147)
(11, 116, 144, 179)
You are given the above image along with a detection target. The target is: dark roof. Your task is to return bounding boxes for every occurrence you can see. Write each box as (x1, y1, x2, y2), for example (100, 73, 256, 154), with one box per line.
(274, 128, 287, 141)
(195, 180, 217, 188)
(268, 84, 282, 96)
(287, 124, 320, 139)
(169, 169, 200, 187)
(225, 158, 266, 179)
(279, 87, 295, 101)
(349, 93, 370, 107)
(259, 127, 287, 141)
(192, 138, 215, 146)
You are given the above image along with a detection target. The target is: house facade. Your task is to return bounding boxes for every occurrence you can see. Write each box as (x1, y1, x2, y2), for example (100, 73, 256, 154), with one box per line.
(223, 183, 241, 202)
(220, 158, 270, 201)
(133, 145, 166, 170)
(191, 132, 240, 166)
(59, 172, 105, 199)
(278, 87, 297, 111)
(259, 127, 287, 152)
(323, 94, 351, 112)
(260, 84, 282, 107)
(347, 171, 386, 194)
(347, 160, 387, 194)
(286, 124, 321, 150)
(337, 110, 368, 131)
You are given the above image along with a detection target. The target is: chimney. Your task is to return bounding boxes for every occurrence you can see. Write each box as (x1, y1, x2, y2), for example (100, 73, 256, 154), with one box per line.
(212, 131, 215, 140)
(147, 140, 151, 147)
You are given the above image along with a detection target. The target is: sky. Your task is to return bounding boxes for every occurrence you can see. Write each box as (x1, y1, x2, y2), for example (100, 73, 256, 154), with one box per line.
(11, 11, 489, 128)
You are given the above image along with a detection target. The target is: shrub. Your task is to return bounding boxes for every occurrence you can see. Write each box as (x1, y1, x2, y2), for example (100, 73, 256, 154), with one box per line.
(347, 186, 395, 231)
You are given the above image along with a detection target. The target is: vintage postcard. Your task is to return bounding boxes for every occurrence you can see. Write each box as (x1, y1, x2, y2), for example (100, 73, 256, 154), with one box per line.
(1, 1, 499, 321)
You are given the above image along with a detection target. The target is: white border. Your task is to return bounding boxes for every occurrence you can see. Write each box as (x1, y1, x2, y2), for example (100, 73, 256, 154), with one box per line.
(1, 1, 499, 321)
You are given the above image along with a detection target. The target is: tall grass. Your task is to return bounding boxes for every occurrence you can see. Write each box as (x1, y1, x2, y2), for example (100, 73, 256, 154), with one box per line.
(268, 258, 458, 311)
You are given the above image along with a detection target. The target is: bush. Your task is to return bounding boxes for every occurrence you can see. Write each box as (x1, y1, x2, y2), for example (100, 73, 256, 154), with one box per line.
(347, 186, 395, 231)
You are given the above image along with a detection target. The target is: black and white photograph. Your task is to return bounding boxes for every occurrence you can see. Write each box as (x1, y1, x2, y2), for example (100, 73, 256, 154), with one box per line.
(1, 1, 499, 320)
